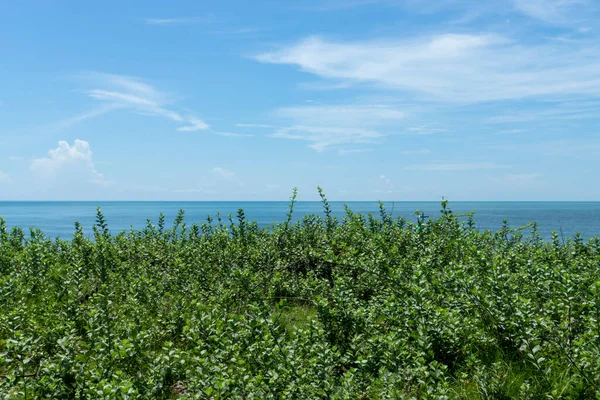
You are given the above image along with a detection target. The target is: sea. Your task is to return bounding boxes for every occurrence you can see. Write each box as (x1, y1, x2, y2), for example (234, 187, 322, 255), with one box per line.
(0, 201, 599, 241)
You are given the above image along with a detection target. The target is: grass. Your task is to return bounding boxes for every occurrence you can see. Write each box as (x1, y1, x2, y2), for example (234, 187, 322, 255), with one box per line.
(0, 188, 599, 398)
(278, 305, 318, 336)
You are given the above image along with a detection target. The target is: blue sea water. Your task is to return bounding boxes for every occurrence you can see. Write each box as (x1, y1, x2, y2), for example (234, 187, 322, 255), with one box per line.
(0, 201, 599, 240)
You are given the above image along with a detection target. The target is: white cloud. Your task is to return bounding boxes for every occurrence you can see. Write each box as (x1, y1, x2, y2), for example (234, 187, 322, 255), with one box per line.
(213, 167, 236, 180)
(497, 172, 543, 186)
(405, 162, 511, 171)
(86, 89, 158, 107)
(174, 188, 210, 193)
(341, 147, 429, 156)
(498, 129, 528, 134)
(213, 131, 254, 137)
(400, 148, 431, 155)
(274, 125, 384, 152)
(256, 34, 600, 103)
(177, 117, 210, 131)
(53, 105, 118, 130)
(265, 183, 281, 190)
(490, 138, 600, 156)
(236, 123, 273, 128)
(8, 156, 23, 161)
(173, 169, 243, 196)
(296, 0, 389, 11)
(210, 27, 266, 36)
(374, 189, 394, 194)
(125, 184, 168, 193)
(31, 139, 108, 184)
(305, 0, 593, 23)
(339, 148, 374, 155)
(276, 104, 405, 126)
(513, 0, 590, 23)
(62, 72, 209, 132)
(0, 170, 11, 183)
(272, 104, 405, 151)
(144, 17, 212, 26)
(378, 173, 395, 194)
(488, 100, 600, 123)
(404, 125, 446, 135)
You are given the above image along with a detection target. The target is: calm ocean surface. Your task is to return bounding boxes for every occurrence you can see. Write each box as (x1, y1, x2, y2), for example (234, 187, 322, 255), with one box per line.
(0, 202, 599, 240)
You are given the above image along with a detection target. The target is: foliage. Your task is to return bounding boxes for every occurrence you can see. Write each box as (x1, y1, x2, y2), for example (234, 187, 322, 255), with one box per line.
(1, 190, 600, 399)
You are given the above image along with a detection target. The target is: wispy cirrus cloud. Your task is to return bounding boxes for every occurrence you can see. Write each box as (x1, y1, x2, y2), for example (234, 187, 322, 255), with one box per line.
(144, 17, 215, 26)
(400, 148, 431, 155)
(53, 105, 119, 130)
(256, 33, 600, 103)
(498, 128, 528, 134)
(404, 125, 446, 135)
(213, 167, 236, 180)
(210, 27, 267, 36)
(294, 0, 390, 11)
(213, 131, 254, 137)
(236, 123, 273, 128)
(488, 100, 600, 123)
(405, 162, 510, 171)
(173, 168, 243, 195)
(212, 167, 245, 188)
(176, 117, 209, 132)
(376, 172, 396, 194)
(493, 172, 543, 187)
(265, 183, 281, 191)
(0, 170, 11, 183)
(58, 72, 210, 132)
(124, 184, 168, 193)
(271, 104, 405, 151)
(274, 125, 383, 152)
(275, 104, 405, 125)
(512, 0, 592, 24)
(144, 16, 265, 39)
(338, 148, 374, 155)
(298, 0, 596, 26)
(489, 138, 600, 156)
(174, 188, 214, 194)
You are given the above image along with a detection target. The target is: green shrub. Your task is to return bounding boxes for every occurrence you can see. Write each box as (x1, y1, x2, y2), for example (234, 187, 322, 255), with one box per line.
(1, 191, 599, 398)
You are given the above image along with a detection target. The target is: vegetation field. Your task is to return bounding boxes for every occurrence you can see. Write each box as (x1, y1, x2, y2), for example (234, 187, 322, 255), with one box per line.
(1, 189, 600, 398)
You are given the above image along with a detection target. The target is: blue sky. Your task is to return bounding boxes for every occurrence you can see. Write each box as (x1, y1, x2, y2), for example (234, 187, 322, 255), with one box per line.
(1, 0, 599, 201)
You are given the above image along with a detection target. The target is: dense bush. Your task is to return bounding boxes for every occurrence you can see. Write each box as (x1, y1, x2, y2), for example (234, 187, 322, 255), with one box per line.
(1, 189, 600, 398)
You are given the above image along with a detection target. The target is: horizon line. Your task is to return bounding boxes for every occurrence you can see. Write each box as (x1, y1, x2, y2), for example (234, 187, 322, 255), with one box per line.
(1, 200, 599, 203)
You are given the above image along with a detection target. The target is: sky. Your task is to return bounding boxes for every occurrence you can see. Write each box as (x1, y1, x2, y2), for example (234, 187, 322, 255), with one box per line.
(0, 0, 599, 201)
